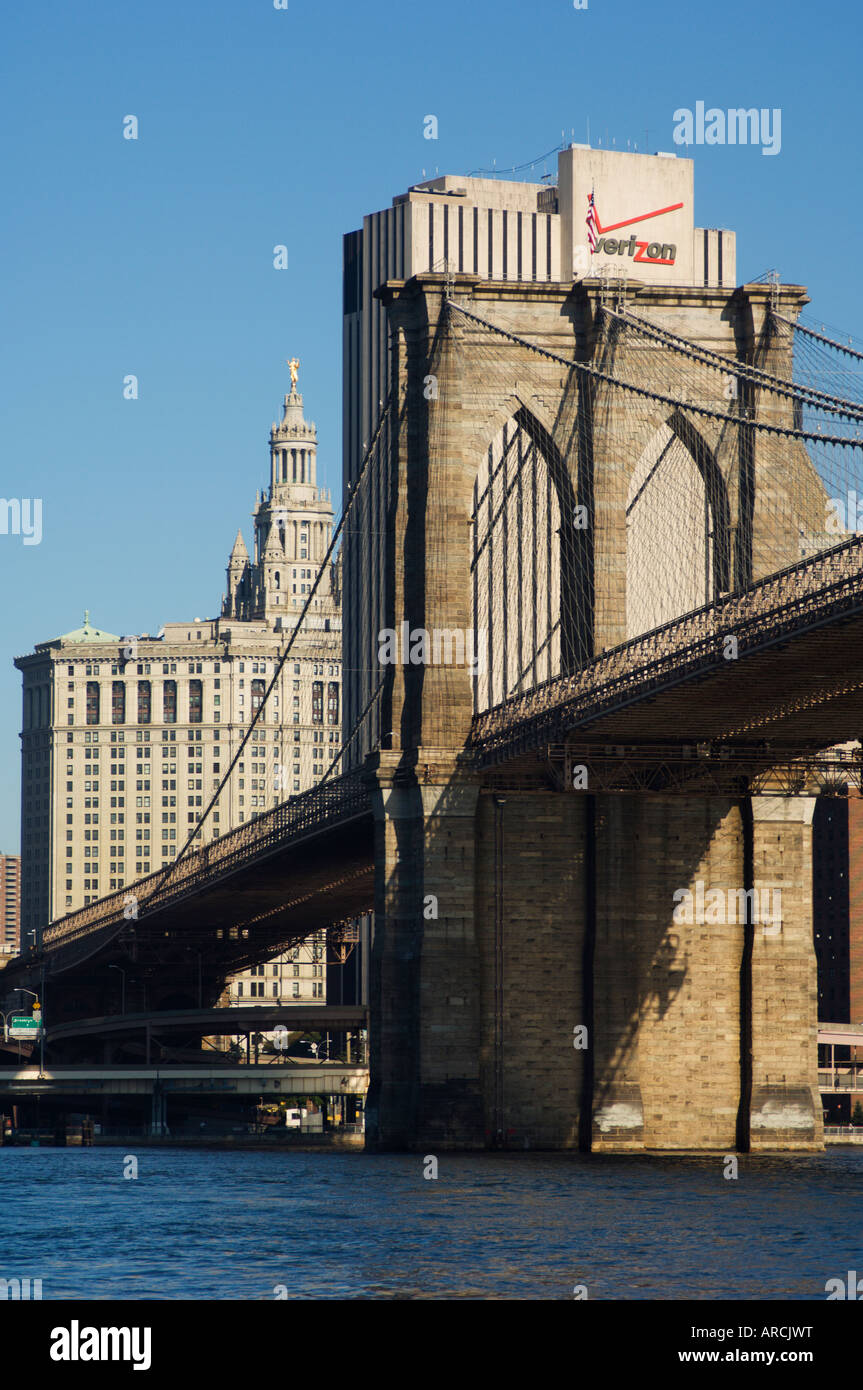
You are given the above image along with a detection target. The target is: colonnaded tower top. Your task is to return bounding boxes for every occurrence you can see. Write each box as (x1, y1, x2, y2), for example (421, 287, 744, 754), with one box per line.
(223, 361, 339, 627)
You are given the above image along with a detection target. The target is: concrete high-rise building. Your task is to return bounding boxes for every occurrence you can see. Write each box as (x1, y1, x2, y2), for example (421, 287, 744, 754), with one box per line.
(0, 855, 21, 957)
(15, 374, 342, 1009)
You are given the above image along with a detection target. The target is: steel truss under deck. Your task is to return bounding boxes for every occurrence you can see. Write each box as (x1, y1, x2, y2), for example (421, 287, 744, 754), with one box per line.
(477, 743, 863, 797)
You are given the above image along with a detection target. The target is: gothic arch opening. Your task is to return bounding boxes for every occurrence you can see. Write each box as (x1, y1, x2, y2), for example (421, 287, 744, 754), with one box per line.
(471, 408, 572, 713)
(626, 415, 729, 640)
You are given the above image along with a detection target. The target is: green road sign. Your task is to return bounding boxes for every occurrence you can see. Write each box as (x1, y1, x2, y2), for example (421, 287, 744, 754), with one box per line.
(8, 1017, 42, 1038)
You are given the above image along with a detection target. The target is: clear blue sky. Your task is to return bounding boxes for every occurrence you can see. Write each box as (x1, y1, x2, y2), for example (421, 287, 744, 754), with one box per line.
(0, 0, 860, 851)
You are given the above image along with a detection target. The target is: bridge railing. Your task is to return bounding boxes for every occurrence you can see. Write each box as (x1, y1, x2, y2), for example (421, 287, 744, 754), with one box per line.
(818, 1066, 863, 1092)
(470, 535, 863, 756)
(42, 770, 370, 952)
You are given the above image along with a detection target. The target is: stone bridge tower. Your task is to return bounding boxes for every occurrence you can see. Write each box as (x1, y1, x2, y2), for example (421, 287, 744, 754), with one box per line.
(344, 147, 825, 1152)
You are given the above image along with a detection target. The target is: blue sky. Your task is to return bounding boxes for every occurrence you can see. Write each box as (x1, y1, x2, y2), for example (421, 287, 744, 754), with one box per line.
(0, 0, 860, 851)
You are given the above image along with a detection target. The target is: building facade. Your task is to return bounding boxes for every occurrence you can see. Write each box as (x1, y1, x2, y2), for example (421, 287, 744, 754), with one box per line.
(0, 854, 21, 957)
(15, 376, 341, 1009)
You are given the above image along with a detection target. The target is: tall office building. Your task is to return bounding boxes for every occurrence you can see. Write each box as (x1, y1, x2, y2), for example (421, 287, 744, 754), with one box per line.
(0, 854, 21, 956)
(341, 146, 736, 765)
(15, 374, 342, 1007)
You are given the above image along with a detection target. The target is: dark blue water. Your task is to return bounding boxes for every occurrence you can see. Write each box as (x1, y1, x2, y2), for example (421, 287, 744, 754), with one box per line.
(1, 1148, 861, 1299)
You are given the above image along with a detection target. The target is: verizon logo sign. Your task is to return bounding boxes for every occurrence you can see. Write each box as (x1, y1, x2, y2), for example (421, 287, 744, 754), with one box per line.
(593, 233, 676, 265)
(581, 195, 683, 272)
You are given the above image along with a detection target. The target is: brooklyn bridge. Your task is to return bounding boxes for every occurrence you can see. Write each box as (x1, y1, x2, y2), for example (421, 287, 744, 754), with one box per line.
(6, 260, 863, 1154)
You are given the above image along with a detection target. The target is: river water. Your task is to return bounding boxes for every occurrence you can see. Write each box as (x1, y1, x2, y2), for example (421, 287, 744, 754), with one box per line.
(1, 1147, 860, 1299)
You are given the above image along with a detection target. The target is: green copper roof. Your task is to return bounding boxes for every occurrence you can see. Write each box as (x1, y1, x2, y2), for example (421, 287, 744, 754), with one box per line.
(57, 609, 120, 644)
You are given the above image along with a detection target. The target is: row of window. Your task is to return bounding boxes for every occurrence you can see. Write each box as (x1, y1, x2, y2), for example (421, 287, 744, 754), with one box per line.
(76, 660, 338, 677)
(85, 680, 204, 726)
(238, 982, 324, 998)
(81, 679, 339, 726)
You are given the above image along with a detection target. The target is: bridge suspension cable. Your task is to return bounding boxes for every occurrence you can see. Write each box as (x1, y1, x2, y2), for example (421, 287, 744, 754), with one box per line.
(775, 314, 863, 429)
(604, 305, 863, 423)
(775, 313, 863, 363)
(446, 298, 863, 447)
(145, 392, 394, 896)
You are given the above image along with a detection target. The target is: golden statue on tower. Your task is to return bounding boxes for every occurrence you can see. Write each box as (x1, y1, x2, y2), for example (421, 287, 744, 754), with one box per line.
(287, 356, 300, 389)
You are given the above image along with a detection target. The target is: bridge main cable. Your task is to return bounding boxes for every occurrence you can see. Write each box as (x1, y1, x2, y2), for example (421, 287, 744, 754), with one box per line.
(774, 313, 863, 363)
(445, 299, 863, 449)
(604, 304, 863, 423)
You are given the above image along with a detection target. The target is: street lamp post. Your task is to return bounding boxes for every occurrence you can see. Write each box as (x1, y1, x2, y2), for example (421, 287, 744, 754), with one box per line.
(0, 1011, 22, 1064)
(0, 1010, 15, 1051)
(14, 988, 44, 1078)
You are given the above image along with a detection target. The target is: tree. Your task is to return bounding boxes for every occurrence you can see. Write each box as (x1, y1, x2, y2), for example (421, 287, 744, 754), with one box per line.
(852, 1102, 863, 1128)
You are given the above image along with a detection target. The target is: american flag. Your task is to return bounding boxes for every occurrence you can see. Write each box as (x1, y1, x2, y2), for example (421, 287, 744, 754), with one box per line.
(586, 189, 598, 252)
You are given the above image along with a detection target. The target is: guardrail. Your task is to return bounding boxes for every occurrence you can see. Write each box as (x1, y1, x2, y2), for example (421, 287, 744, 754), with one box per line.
(818, 1068, 863, 1092)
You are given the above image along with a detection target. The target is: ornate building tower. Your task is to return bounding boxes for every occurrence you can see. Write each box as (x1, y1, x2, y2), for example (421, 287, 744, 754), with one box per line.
(225, 529, 250, 619)
(224, 367, 338, 626)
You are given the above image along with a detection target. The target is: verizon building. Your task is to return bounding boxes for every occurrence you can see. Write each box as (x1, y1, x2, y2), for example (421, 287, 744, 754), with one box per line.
(341, 145, 736, 763)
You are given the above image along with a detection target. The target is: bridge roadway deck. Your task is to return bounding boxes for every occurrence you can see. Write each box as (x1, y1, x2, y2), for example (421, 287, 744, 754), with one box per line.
(45, 1004, 368, 1045)
(470, 535, 863, 766)
(22, 772, 375, 980)
(0, 1063, 369, 1098)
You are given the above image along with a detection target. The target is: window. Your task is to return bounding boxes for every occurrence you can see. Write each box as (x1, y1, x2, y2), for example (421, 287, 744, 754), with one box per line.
(112, 681, 125, 724)
(163, 680, 177, 724)
(86, 682, 100, 725)
(138, 680, 151, 724)
(251, 678, 265, 716)
(327, 682, 339, 725)
(312, 682, 323, 724)
(189, 679, 202, 724)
